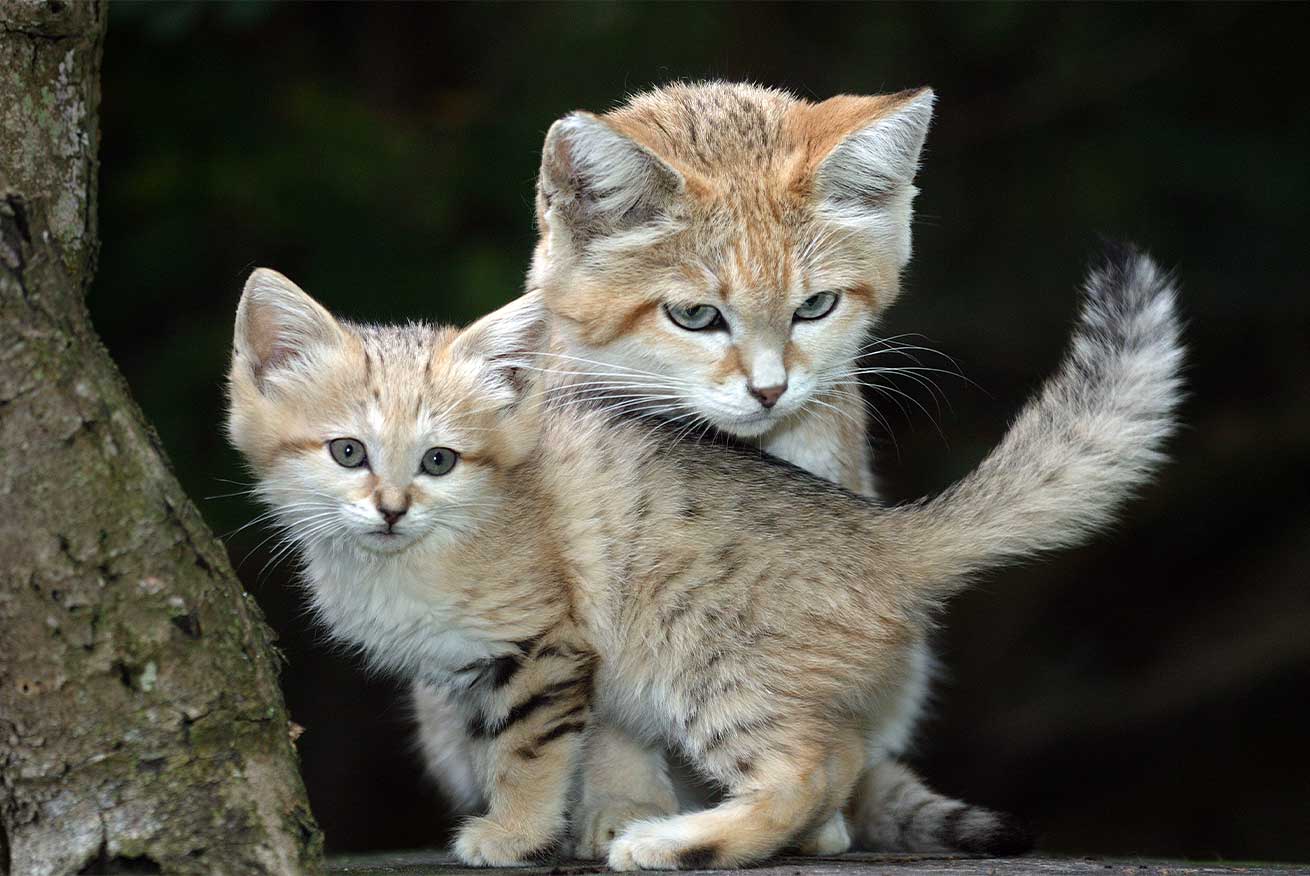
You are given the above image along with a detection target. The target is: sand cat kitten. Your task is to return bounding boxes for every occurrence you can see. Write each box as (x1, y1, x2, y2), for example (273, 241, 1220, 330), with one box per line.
(418, 81, 1002, 856)
(229, 247, 1181, 869)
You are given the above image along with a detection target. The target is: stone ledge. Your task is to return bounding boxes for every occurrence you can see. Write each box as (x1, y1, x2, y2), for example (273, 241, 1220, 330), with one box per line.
(327, 851, 1309, 876)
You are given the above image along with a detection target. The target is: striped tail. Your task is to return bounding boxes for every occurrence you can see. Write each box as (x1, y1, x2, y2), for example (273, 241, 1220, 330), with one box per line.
(888, 242, 1184, 608)
(848, 760, 1033, 855)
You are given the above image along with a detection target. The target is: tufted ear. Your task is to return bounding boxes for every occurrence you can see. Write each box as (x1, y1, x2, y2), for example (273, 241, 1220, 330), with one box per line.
(539, 111, 686, 242)
(450, 291, 550, 400)
(810, 88, 935, 215)
(234, 268, 344, 387)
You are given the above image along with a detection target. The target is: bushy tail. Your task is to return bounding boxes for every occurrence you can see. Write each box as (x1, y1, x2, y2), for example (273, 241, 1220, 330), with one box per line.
(889, 243, 1183, 605)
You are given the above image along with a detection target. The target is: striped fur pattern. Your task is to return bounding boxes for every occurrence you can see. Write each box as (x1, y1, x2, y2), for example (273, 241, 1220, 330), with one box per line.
(227, 244, 1181, 869)
(418, 81, 992, 859)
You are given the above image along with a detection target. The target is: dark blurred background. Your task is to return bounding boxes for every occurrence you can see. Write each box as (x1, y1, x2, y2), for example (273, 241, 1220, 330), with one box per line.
(94, 1, 1309, 863)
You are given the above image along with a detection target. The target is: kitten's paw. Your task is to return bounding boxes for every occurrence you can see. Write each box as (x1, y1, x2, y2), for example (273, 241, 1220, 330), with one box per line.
(795, 812, 851, 856)
(454, 816, 557, 867)
(608, 817, 720, 871)
(574, 798, 676, 860)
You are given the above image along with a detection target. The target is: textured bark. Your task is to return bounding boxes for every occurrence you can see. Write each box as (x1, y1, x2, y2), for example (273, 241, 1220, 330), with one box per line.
(0, 2, 323, 874)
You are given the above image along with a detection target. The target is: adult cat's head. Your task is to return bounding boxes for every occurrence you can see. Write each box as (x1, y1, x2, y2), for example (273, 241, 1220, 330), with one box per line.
(227, 269, 544, 558)
(530, 81, 933, 438)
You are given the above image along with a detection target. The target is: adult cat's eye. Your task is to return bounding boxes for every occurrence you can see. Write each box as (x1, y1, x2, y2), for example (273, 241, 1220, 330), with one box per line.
(665, 303, 724, 331)
(328, 438, 367, 468)
(794, 291, 839, 321)
(420, 447, 458, 477)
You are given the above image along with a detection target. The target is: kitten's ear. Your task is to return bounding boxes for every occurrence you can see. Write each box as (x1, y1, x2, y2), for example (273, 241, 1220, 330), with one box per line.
(234, 268, 344, 386)
(539, 112, 686, 242)
(450, 291, 549, 401)
(810, 88, 935, 215)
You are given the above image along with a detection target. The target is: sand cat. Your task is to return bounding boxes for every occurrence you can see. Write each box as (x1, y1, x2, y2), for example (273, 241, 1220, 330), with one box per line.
(229, 246, 1181, 868)
(422, 80, 1025, 856)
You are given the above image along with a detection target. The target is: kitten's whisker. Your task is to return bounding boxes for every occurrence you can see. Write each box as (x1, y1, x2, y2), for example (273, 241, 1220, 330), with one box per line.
(221, 503, 334, 540)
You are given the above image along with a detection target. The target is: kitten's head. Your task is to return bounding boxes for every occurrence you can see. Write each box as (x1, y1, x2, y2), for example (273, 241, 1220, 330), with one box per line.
(530, 81, 933, 438)
(227, 269, 544, 557)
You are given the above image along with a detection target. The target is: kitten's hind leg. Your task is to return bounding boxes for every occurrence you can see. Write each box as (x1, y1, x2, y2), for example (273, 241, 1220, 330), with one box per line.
(573, 723, 678, 860)
(608, 725, 864, 870)
(794, 811, 852, 856)
(453, 639, 596, 867)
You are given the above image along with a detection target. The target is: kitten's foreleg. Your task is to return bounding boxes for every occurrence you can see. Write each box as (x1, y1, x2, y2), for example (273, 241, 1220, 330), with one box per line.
(608, 723, 865, 870)
(453, 641, 596, 867)
(573, 722, 678, 860)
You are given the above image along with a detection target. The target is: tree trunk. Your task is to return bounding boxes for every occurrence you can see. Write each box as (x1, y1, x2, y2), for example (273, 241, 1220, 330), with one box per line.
(0, 3, 324, 873)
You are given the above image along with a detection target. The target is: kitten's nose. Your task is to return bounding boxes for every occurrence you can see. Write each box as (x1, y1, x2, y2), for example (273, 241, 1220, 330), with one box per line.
(378, 507, 406, 528)
(748, 382, 788, 409)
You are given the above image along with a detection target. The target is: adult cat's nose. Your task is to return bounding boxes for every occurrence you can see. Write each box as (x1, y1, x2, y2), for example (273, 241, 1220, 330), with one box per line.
(748, 382, 788, 409)
(379, 506, 406, 528)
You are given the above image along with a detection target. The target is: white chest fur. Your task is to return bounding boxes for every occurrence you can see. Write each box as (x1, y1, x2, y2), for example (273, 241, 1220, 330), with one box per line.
(303, 547, 497, 681)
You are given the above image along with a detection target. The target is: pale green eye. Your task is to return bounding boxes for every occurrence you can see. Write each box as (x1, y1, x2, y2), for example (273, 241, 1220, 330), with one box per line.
(794, 291, 839, 321)
(420, 446, 458, 477)
(665, 303, 723, 331)
(328, 437, 367, 468)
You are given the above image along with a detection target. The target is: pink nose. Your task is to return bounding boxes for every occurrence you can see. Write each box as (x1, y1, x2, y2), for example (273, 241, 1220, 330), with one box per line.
(748, 382, 787, 409)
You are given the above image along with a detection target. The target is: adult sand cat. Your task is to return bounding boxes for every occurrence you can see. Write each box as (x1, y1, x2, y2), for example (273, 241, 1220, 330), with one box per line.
(417, 81, 1022, 856)
(229, 248, 1181, 869)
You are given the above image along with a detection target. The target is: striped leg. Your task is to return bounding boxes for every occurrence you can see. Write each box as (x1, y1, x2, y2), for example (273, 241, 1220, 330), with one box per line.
(453, 639, 596, 867)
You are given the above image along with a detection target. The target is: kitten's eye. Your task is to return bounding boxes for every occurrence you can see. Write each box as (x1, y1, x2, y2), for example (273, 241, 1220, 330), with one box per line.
(420, 447, 458, 477)
(794, 291, 839, 321)
(328, 438, 368, 468)
(665, 303, 724, 332)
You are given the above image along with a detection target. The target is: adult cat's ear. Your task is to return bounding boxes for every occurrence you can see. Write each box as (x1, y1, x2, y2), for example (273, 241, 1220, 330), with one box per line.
(234, 268, 344, 387)
(539, 112, 686, 243)
(451, 291, 549, 401)
(808, 88, 934, 216)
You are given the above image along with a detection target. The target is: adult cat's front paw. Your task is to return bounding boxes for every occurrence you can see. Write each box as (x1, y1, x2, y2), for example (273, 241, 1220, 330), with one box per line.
(454, 816, 558, 867)
(574, 798, 674, 860)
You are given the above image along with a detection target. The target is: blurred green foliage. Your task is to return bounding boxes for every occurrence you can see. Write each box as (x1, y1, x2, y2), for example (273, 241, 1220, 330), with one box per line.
(93, 1, 1309, 861)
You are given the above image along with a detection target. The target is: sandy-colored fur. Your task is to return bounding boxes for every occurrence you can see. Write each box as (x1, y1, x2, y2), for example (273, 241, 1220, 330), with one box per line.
(229, 246, 1180, 868)
(418, 81, 976, 857)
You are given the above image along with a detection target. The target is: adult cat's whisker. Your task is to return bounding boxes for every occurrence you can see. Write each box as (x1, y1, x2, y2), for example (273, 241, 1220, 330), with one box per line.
(865, 382, 949, 444)
(855, 335, 964, 366)
(539, 382, 680, 406)
(846, 367, 952, 415)
(530, 351, 670, 380)
(518, 362, 672, 383)
(531, 375, 674, 394)
(549, 392, 686, 416)
(846, 364, 980, 398)
(804, 395, 869, 434)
